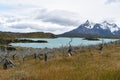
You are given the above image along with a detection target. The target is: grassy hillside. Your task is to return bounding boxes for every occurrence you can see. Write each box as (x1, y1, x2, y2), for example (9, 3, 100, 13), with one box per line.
(0, 41, 120, 80)
(0, 32, 56, 38)
(0, 32, 55, 46)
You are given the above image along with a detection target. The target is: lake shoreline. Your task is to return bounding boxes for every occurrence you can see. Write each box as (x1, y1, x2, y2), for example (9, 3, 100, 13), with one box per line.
(10, 37, 118, 48)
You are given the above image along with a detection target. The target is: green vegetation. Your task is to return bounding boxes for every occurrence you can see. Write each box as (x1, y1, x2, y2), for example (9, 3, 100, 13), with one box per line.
(0, 38, 47, 46)
(0, 38, 14, 45)
(0, 32, 55, 46)
(0, 41, 120, 80)
(13, 39, 47, 43)
(0, 32, 56, 38)
(83, 37, 99, 41)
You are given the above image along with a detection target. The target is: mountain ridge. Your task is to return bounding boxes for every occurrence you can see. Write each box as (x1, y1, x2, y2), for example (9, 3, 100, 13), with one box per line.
(59, 20, 120, 38)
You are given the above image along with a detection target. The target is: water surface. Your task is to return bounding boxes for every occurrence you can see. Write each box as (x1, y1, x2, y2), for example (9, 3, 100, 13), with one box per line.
(10, 37, 118, 48)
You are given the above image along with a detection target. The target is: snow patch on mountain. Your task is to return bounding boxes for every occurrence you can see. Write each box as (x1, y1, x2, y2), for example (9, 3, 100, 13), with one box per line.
(83, 20, 95, 29)
(83, 20, 120, 33)
(101, 21, 120, 32)
(64, 20, 120, 35)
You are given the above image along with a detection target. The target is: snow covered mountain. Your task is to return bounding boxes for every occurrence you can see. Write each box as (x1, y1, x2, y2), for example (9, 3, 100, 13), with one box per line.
(63, 20, 120, 35)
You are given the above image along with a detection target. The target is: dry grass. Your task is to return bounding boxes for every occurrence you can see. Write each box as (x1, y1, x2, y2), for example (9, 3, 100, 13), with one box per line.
(0, 42, 120, 80)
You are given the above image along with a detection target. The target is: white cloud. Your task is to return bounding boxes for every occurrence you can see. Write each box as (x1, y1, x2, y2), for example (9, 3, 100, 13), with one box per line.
(0, 0, 120, 34)
(106, 0, 120, 4)
(34, 9, 81, 26)
(0, 14, 76, 34)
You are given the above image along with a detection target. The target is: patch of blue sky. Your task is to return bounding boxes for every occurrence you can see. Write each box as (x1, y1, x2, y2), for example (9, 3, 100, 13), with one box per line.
(0, 4, 15, 11)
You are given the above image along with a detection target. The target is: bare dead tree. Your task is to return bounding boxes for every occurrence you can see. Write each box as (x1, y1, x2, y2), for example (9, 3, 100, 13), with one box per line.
(44, 53, 47, 62)
(43, 47, 48, 62)
(12, 53, 17, 60)
(98, 38, 104, 54)
(32, 49, 43, 60)
(33, 53, 37, 59)
(17, 50, 27, 62)
(68, 38, 73, 56)
(0, 47, 15, 70)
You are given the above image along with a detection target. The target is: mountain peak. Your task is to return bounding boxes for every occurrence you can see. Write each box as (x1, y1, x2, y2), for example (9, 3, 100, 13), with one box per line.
(101, 21, 119, 32)
(62, 20, 120, 35)
(85, 20, 90, 25)
(82, 20, 94, 29)
(103, 21, 108, 24)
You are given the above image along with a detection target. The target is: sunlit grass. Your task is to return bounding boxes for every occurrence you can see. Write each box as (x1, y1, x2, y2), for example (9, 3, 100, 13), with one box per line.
(0, 42, 120, 80)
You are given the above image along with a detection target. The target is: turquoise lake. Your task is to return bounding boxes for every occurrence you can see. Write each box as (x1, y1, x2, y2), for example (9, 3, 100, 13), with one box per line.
(10, 37, 118, 48)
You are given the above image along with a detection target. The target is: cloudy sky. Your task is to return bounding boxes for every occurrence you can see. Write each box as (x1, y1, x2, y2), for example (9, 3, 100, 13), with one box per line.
(0, 0, 120, 34)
